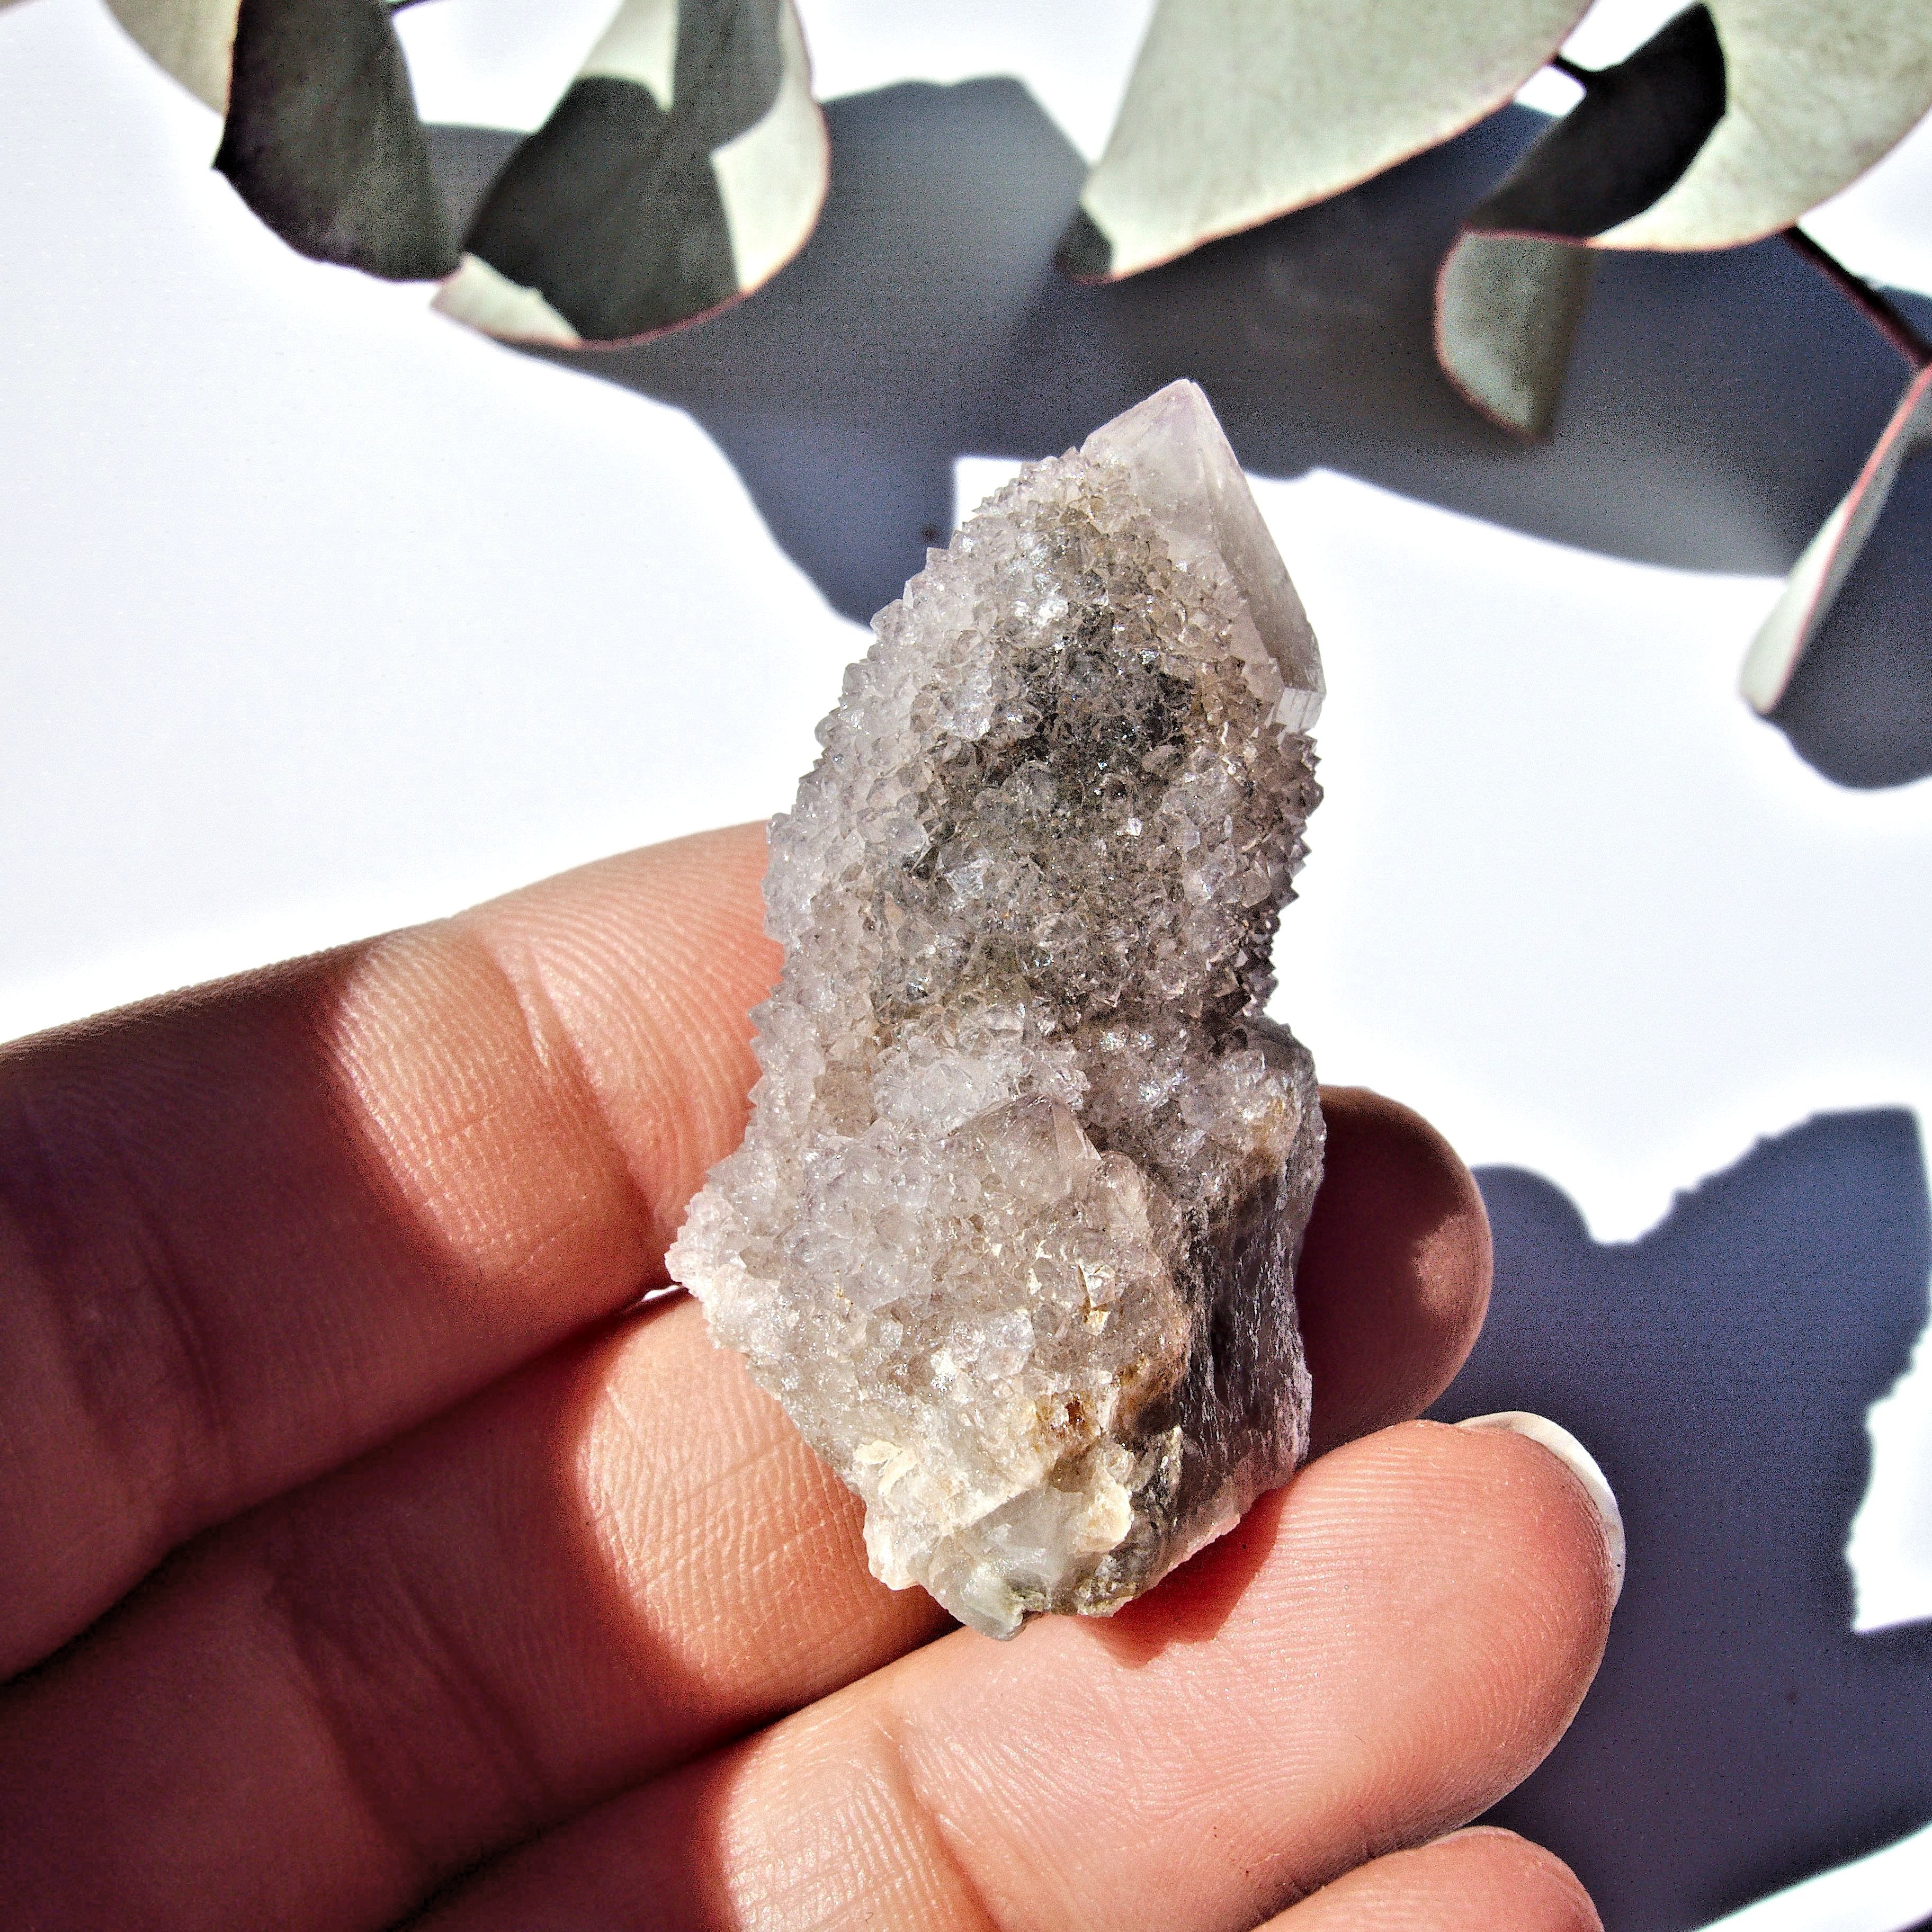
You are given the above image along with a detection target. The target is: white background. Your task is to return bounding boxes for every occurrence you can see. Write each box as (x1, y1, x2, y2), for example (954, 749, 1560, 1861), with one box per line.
(2, 2, 1930, 1925)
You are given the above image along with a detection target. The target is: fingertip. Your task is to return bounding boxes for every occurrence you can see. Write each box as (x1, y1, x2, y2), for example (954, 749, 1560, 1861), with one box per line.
(1412, 1414, 1620, 1709)
(1300, 1086, 1493, 1454)
(1441, 1826, 1601, 1908)
(1267, 1828, 1601, 1930)
(452, 823, 782, 1259)
(1456, 1412, 1625, 1608)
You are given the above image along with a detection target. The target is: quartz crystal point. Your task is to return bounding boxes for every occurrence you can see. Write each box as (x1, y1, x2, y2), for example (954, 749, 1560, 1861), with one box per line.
(669, 381, 1326, 1639)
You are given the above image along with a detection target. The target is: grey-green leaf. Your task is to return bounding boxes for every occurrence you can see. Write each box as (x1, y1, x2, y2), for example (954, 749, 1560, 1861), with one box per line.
(1058, 0, 1594, 282)
(1604, 0, 1932, 251)
(103, 0, 240, 112)
(1435, 234, 1597, 436)
(1741, 365, 1932, 712)
(433, 0, 828, 346)
(1469, 7, 1727, 243)
(1433, 6, 1727, 437)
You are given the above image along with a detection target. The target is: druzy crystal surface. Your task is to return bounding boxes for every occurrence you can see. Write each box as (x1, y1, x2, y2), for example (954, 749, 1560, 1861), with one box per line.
(669, 382, 1326, 1638)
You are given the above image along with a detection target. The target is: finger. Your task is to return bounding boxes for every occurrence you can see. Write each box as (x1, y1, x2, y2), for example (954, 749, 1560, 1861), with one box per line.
(412, 1419, 1620, 1932)
(0, 824, 775, 1675)
(0, 1100, 1491, 1932)
(1265, 1828, 1600, 1931)
(1298, 1086, 1492, 1455)
(0, 1299, 941, 1932)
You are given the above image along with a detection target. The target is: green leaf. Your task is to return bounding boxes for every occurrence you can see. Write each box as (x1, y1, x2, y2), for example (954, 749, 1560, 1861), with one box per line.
(213, 0, 455, 280)
(1057, 0, 1594, 282)
(1603, 0, 1932, 251)
(1741, 365, 1932, 712)
(1470, 7, 1727, 242)
(433, 0, 829, 346)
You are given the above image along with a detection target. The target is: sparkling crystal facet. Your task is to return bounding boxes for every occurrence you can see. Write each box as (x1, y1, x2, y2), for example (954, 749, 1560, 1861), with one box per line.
(669, 382, 1326, 1638)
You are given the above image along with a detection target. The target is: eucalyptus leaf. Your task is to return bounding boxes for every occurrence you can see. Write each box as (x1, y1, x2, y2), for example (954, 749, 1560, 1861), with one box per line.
(213, 0, 454, 280)
(103, 0, 239, 112)
(1470, 7, 1726, 242)
(1603, 0, 1932, 252)
(433, 0, 828, 346)
(1057, 0, 1592, 282)
(1435, 234, 1596, 436)
(1741, 365, 1932, 713)
(1433, 6, 1727, 436)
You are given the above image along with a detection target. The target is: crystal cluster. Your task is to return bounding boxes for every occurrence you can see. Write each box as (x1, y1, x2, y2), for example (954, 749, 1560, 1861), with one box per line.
(669, 382, 1326, 1638)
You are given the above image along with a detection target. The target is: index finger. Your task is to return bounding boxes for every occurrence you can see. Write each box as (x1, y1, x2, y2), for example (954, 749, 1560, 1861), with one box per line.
(0, 824, 778, 1677)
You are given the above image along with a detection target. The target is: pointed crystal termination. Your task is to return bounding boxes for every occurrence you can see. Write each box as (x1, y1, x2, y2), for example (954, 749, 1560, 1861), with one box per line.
(669, 381, 1326, 1638)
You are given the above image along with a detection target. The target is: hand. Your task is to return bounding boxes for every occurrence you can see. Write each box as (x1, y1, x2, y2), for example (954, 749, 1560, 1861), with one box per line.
(0, 824, 1617, 1931)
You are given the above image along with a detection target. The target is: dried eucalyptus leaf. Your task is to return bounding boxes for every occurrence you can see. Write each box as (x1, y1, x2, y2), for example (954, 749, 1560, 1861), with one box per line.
(103, 0, 240, 113)
(213, 0, 454, 280)
(1057, 0, 1593, 282)
(1741, 366, 1932, 713)
(1603, 0, 1932, 251)
(1433, 7, 1725, 436)
(434, 0, 828, 346)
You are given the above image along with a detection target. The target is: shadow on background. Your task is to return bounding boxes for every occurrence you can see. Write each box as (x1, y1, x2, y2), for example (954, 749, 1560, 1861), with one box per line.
(1431, 1111, 1932, 1931)
(430, 80, 1932, 787)
(1772, 450, 1932, 790)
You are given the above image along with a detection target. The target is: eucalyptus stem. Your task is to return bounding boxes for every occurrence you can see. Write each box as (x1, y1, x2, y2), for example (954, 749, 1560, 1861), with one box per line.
(1781, 226, 1932, 371)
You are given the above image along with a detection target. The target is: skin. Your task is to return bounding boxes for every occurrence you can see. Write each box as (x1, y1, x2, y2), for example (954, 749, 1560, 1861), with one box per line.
(0, 823, 1615, 1930)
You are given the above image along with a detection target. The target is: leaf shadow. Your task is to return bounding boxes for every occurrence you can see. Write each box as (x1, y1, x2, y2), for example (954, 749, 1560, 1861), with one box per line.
(426, 80, 1932, 792)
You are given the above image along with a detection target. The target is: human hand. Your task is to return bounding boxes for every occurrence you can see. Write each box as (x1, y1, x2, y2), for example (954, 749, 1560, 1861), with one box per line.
(0, 823, 1618, 1930)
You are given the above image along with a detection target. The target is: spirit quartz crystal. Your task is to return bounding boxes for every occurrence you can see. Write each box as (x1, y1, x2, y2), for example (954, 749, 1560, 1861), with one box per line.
(668, 381, 1327, 1638)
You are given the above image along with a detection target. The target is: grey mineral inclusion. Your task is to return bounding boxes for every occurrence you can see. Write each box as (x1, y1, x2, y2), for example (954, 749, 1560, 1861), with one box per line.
(669, 382, 1326, 1638)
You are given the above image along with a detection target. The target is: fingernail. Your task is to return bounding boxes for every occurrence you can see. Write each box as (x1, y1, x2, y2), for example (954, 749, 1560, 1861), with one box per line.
(1456, 1411, 1625, 1607)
